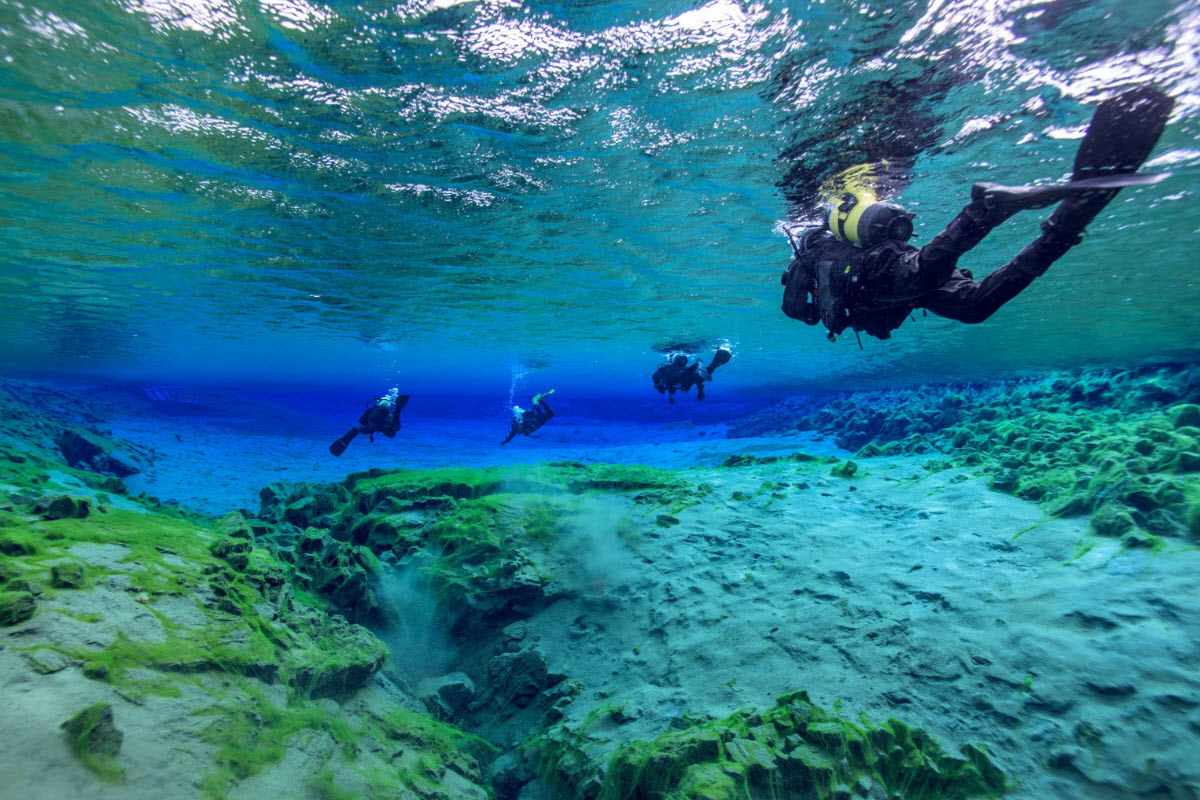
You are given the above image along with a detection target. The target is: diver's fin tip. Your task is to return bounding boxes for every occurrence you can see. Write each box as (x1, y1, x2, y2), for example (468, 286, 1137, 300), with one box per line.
(1072, 87, 1174, 180)
(974, 172, 1170, 214)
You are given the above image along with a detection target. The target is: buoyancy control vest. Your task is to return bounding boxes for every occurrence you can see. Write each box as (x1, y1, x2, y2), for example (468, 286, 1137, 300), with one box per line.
(781, 231, 918, 341)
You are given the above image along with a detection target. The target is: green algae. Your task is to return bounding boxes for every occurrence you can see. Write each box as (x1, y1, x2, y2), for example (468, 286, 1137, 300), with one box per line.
(266, 462, 688, 621)
(340, 464, 687, 517)
(793, 372, 1200, 542)
(61, 702, 125, 782)
(1062, 540, 1095, 566)
(720, 453, 836, 468)
(312, 767, 360, 800)
(580, 691, 1007, 800)
(0, 589, 36, 625)
(830, 460, 858, 479)
(197, 682, 358, 799)
(373, 706, 496, 765)
(347, 707, 494, 798)
(0, 408, 501, 800)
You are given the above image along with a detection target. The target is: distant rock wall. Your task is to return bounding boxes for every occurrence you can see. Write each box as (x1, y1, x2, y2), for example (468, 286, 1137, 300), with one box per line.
(729, 363, 1200, 544)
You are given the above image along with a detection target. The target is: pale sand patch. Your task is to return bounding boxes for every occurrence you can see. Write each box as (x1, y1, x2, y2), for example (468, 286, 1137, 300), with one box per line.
(0, 646, 219, 800)
(519, 455, 1200, 800)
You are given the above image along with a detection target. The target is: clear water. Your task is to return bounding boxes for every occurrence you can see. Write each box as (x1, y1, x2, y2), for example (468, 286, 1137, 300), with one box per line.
(2, 0, 1198, 399)
(3, 4, 1200, 798)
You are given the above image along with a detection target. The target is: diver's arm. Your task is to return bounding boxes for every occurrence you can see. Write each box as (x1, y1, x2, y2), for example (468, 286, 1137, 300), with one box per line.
(781, 256, 820, 324)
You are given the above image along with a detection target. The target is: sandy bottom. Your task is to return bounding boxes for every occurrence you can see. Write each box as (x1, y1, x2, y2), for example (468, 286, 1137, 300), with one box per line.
(506, 455, 1200, 799)
(5, 381, 1198, 800)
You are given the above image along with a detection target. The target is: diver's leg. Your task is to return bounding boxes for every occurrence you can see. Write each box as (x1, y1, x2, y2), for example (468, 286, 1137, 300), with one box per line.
(922, 87, 1173, 280)
(917, 191, 1018, 275)
(705, 349, 732, 374)
(919, 208, 1093, 324)
(538, 400, 554, 419)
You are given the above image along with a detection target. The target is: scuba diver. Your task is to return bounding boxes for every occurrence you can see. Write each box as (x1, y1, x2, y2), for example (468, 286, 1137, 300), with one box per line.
(501, 390, 556, 445)
(780, 86, 1175, 343)
(328, 388, 410, 457)
(652, 348, 733, 403)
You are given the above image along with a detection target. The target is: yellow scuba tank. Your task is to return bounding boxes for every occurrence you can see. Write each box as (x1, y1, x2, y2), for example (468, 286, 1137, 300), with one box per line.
(827, 190, 915, 248)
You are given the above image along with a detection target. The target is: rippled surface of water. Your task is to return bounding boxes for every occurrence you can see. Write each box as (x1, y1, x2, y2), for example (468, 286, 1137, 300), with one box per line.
(1, 0, 1197, 394)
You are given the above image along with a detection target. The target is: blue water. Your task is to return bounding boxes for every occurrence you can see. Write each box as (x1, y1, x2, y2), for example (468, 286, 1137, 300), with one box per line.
(2, 5, 1200, 797)
(1, 0, 1198, 399)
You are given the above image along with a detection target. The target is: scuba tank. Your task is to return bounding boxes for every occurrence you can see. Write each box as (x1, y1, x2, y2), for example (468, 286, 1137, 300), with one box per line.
(828, 191, 914, 248)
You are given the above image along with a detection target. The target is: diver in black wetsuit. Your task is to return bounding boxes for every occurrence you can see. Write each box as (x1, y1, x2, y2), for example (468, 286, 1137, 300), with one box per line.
(329, 388, 409, 456)
(780, 87, 1174, 343)
(501, 390, 556, 445)
(652, 349, 733, 404)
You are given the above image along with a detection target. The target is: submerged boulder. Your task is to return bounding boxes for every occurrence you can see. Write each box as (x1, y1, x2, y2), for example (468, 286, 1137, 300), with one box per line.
(0, 591, 36, 626)
(50, 563, 85, 589)
(33, 494, 89, 521)
(417, 672, 477, 721)
(57, 427, 143, 477)
(289, 617, 389, 699)
(60, 702, 124, 781)
(476, 647, 549, 711)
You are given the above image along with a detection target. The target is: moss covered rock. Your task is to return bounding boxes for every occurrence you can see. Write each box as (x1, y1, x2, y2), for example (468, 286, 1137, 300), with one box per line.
(289, 617, 390, 699)
(0, 590, 36, 626)
(50, 562, 85, 589)
(34, 494, 90, 521)
(580, 690, 1007, 800)
(60, 702, 124, 781)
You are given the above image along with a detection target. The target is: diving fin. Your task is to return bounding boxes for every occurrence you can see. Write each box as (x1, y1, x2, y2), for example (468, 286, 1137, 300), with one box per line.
(329, 428, 358, 457)
(1072, 86, 1174, 181)
(973, 172, 1170, 214)
(974, 87, 1174, 217)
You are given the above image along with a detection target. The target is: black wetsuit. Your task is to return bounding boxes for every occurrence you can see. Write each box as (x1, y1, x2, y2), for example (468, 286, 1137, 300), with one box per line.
(653, 361, 707, 403)
(781, 86, 1175, 342)
(653, 351, 730, 403)
(781, 194, 1102, 341)
(501, 399, 554, 444)
(329, 392, 407, 456)
(357, 397, 402, 438)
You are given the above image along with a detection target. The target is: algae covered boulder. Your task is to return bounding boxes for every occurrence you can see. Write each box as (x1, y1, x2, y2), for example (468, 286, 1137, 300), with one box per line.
(61, 702, 124, 781)
(33, 494, 89, 521)
(209, 535, 252, 572)
(50, 563, 85, 589)
(588, 690, 1008, 800)
(1169, 403, 1200, 429)
(831, 460, 858, 478)
(289, 616, 389, 699)
(215, 510, 255, 541)
(57, 427, 143, 477)
(275, 528, 381, 622)
(259, 481, 347, 528)
(0, 590, 36, 626)
(1091, 502, 1136, 538)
